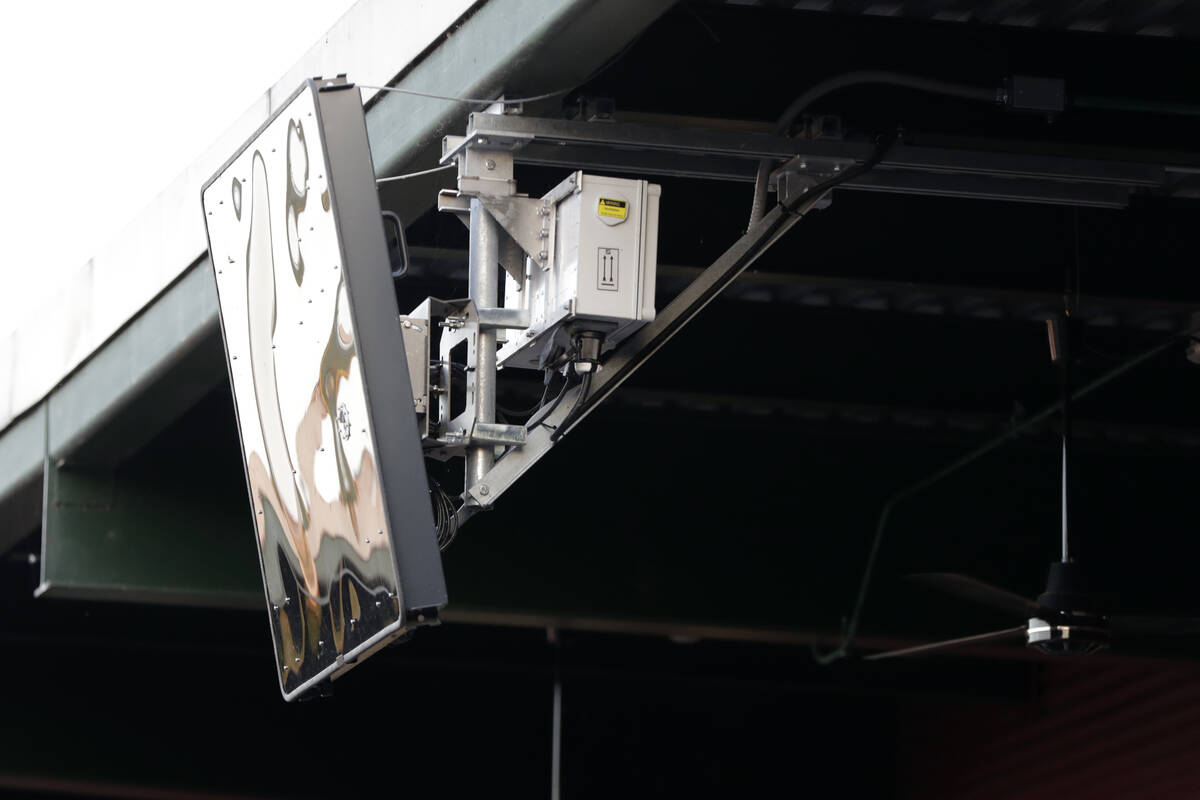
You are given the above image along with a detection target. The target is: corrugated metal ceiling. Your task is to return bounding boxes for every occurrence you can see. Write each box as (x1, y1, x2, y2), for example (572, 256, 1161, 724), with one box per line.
(718, 0, 1200, 39)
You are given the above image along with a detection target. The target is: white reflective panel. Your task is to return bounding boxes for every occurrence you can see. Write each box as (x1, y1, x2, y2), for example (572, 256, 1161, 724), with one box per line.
(202, 82, 403, 698)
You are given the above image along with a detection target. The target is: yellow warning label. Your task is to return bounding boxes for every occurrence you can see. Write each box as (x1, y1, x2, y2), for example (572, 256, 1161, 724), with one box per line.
(597, 197, 628, 220)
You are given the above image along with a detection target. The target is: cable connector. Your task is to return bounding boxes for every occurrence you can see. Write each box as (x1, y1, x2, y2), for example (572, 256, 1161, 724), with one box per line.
(572, 331, 604, 374)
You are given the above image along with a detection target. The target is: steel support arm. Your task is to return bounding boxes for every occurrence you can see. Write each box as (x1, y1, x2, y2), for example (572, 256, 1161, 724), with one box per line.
(461, 202, 801, 513)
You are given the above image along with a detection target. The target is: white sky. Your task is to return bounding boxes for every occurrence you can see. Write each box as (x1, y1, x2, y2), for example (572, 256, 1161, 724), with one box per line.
(0, 0, 358, 337)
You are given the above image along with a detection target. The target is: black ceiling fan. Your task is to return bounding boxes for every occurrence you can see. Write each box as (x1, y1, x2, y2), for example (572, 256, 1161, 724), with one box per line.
(867, 313, 1200, 662)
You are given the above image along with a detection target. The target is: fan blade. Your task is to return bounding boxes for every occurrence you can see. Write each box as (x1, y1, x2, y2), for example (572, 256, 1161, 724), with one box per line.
(907, 573, 1037, 618)
(1110, 614, 1200, 636)
(864, 626, 1028, 661)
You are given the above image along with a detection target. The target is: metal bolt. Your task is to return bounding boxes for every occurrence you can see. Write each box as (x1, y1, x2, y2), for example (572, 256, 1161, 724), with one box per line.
(833, 164, 841, 172)
(539, 250, 548, 260)
(799, 161, 808, 170)
(479, 484, 490, 496)
(484, 158, 496, 171)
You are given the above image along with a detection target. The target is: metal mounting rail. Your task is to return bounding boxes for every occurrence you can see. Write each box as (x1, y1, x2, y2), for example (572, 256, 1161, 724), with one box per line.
(448, 111, 1200, 519)
(443, 112, 1192, 208)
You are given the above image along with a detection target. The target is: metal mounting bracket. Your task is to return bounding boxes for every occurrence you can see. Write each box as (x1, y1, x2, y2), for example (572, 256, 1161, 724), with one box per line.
(478, 194, 553, 273)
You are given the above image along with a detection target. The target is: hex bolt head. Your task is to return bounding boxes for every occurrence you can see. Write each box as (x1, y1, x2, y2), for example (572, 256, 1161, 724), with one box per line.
(479, 484, 490, 496)
(484, 159, 496, 170)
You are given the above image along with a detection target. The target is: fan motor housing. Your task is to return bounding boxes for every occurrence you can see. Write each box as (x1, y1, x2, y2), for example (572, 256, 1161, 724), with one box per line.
(1026, 614, 1110, 655)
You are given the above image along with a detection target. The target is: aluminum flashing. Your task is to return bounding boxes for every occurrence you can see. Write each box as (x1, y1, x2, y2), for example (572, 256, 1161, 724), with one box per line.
(0, 404, 45, 553)
(47, 259, 223, 466)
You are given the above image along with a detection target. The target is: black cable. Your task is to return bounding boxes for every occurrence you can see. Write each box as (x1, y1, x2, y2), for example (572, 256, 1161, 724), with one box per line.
(748, 71, 998, 228)
(427, 474, 459, 551)
(527, 370, 574, 432)
(549, 371, 593, 443)
(497, 382, 552, 418)
(812, 323, 1197, 666)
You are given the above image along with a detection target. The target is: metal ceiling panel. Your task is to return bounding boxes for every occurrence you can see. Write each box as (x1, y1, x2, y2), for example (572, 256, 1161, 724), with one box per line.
(721, 0, 1200, 39)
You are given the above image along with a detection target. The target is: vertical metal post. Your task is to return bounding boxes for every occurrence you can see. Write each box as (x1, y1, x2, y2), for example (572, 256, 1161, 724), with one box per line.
(549, 627, 562, 800)
(1062, 231, 1076, 565)
(1061, 434, 1070, 562)
(1061, 337, 1072, 564)
(467, 198, 499, 490)
(551, 673, 563, 800)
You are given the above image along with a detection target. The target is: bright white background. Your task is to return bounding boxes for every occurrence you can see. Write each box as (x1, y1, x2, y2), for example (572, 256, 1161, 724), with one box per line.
(0, 0, 357, 339)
